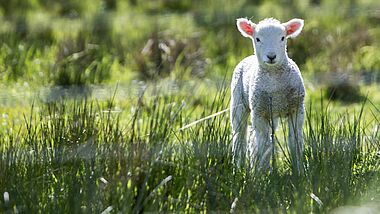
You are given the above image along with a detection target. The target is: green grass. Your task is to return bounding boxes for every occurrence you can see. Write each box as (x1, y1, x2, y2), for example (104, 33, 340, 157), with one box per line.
(0, 82, 379, 213)
(1, 0, 380, 86)
(1, 0, 380, 213)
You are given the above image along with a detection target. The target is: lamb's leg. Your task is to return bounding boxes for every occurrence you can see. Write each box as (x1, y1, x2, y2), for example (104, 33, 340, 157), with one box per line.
(250, 116, 272, 170)
(288, 105, 305, 174)
(231, 98, 249, 168)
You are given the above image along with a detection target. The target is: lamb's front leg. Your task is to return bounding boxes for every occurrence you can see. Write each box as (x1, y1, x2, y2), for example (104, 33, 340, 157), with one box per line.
(231, 102, 249, 167)
(250, 116, 272, 169)
(288, 105, 305, 174)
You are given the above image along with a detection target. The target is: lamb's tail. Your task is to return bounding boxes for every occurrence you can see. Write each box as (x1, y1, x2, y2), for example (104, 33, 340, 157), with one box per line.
(178, 104, 243, 131)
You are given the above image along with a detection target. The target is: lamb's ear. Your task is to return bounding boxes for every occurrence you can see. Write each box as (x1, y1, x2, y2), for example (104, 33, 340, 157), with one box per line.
(283, 18, 304, 38)
(236, 18, 256, 38)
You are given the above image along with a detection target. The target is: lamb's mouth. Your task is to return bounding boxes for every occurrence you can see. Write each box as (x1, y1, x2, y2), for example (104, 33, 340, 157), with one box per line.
(265, 61, 277, 65)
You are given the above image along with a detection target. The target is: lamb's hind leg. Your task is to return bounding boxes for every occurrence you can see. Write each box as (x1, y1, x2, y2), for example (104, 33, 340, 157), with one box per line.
(231, 100, 249, 167)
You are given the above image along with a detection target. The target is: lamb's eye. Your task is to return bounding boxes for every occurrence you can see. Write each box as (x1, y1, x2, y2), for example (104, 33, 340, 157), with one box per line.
(256, 38, 261, 42)
(281, 36, 285, 41)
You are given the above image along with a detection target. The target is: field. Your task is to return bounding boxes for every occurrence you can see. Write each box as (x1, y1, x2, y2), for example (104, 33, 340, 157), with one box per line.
(1, 0, 380, 213)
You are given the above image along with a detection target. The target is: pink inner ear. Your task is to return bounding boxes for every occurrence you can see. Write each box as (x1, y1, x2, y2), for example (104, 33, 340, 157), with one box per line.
(286, 22, 301, 35)
(240, 22, 253, 36)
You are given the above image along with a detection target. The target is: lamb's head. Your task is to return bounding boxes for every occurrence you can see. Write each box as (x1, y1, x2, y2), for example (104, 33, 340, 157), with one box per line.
(236, 17, 304, 67)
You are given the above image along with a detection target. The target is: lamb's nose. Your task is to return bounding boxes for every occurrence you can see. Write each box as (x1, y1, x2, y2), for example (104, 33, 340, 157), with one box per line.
(267, 54, 276, 61)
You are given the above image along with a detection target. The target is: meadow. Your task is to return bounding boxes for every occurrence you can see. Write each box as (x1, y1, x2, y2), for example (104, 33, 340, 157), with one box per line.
(1, 0, 380, 213)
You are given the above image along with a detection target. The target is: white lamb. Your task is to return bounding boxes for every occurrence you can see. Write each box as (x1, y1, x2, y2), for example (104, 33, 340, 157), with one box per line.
(230, 17, 305, 172)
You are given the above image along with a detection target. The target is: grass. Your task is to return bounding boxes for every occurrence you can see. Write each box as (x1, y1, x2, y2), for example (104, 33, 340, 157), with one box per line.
(0, 0, 380, 213)
(1, 0, 380, 86)
(0, 81, 379, 213)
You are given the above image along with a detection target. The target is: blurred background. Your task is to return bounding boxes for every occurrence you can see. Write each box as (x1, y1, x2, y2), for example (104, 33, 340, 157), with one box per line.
(0, 0, 379, 101)
(1, 1, 380, 212)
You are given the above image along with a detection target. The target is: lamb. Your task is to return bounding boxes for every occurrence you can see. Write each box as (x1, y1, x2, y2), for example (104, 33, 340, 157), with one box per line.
(230, 17, 305, 172)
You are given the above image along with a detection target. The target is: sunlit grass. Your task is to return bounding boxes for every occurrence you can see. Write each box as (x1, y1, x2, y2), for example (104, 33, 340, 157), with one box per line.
(0, 81, 379, 212)
(0, 0, 380, 212)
